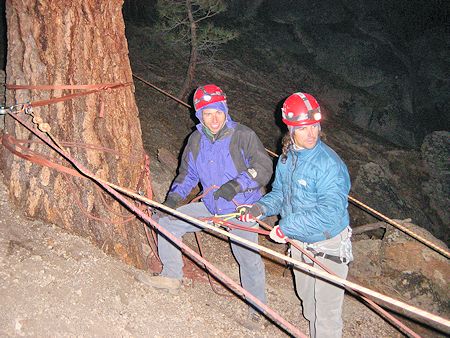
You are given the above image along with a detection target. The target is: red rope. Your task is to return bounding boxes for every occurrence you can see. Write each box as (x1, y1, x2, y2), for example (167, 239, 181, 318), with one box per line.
(6, 109, 307, 337)
(256, 219, 421, 338)
(1, 134, 147, 225)
(6, 82, 132, 108)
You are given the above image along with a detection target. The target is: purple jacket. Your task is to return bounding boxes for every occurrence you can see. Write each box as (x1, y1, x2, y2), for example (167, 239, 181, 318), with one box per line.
(168, 117, 273, 215)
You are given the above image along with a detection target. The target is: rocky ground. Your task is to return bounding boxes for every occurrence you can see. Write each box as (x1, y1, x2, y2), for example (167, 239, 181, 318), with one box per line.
(0, 18, 448, 338)
(0, 170, 406, 337)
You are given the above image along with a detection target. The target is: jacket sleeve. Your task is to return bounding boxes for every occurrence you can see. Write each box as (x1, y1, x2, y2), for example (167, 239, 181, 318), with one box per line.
(257, 159, 284, 217)
(280, 163, 350, 240)
(168, 134, 200, 200)
(233, 128, 273, 191)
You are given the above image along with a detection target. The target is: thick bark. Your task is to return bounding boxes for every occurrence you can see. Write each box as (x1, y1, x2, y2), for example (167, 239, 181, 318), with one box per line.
(1, 0, 148, 268)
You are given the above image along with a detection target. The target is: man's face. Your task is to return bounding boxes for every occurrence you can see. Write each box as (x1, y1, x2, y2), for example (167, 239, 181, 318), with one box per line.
(293, 123, 320, 149)
(202, 109, 226, 134)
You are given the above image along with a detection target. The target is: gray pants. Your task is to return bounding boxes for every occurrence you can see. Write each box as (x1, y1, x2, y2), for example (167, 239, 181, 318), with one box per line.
(158, 202, 267, 308)
(291, 228, 351, 338)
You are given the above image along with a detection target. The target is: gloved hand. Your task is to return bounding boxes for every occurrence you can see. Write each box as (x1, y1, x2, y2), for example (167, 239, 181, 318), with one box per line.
(163, 194, 179, 209)
(236, 203, 263, 222)
(269, 225, 287, 244)
(213, 180, 241, 201)
(152, 194, 180, 222)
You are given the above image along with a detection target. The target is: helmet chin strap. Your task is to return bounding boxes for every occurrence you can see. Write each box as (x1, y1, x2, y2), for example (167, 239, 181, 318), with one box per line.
(292, 141, 304, 150)
(288, 126, 300, 148)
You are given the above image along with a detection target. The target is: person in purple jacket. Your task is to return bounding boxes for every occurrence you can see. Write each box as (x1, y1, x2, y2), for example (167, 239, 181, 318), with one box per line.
(146, 84, 273, 329)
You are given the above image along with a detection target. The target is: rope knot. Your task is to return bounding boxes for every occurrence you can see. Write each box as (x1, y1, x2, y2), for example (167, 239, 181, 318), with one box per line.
(32, 116, 43, 125)
(38, 123, 51, 133)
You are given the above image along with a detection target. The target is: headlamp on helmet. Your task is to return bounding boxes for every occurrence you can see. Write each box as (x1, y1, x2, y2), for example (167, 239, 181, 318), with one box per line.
(193, 84, 227, 111)
(282, 92, 322, 127)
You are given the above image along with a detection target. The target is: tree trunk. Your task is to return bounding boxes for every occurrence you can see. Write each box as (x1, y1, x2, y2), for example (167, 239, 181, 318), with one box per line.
(1, 0, 149, 268)
(177, 0, 197, 102)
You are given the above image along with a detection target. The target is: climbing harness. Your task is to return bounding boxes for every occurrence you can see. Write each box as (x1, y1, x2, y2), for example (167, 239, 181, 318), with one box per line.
(133, 74, 450, 260)
(3, 77, 450, 337)
(3, 108, 308, 337)
(4, 107, 450, 336)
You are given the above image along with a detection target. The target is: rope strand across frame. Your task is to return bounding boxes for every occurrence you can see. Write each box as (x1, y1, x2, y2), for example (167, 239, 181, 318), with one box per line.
(132, 74, 450, 260)
(2, 81, 449, 336)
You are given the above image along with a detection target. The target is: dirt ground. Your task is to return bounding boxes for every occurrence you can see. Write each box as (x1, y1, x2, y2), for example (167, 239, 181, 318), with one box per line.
(0, 170, 407, 337)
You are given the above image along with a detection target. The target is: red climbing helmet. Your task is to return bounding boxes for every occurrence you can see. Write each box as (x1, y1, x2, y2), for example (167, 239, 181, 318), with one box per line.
(193, 84, 227, 111)
(281, 92, 322, 127)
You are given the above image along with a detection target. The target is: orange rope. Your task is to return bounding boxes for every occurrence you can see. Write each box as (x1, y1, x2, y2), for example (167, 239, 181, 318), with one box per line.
(4, 78, 448, 335)
(6, 82, 132, 107)
(131, 74, 449, 260)
(256, 220, 421, 338)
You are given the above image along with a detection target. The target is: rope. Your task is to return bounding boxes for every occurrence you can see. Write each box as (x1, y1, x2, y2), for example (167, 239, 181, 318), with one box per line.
(5, 108, 450, 334)
(132, 74, 190, 108)
(2, 134, 141, 225)
(348, 195, 450, 259)
(6, 82, 132, 108)
(6, 108, 307, 338)
(193, 231, 232, 297)
(256, 220, 421, 338)
(131, 74, 449, 260)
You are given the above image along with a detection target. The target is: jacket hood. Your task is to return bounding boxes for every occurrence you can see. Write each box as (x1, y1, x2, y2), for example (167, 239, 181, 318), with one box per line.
(195, 101, 231, 123)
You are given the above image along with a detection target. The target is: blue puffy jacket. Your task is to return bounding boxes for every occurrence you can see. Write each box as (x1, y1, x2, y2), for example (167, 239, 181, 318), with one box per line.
(258, 140, 350, 243)
(168, 116, 273, 215)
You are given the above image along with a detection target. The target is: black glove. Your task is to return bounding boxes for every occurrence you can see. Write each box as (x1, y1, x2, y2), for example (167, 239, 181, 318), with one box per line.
(236, 203, 263, 222)
(213, 180, 241, 201)
(152, 194, 181, 222)
(163, 194, 179, 209)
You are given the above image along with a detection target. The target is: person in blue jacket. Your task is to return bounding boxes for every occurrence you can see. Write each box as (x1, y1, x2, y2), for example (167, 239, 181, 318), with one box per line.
(239, 92, 353, 338)
(146, 84, 273, 329)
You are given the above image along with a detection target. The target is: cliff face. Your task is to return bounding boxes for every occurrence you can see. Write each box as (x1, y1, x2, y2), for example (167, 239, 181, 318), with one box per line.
(352, 222, 450, 319)
(125, 15, 449, 245)
(125, 19, 450, 328)
(0, 3, 448, 335)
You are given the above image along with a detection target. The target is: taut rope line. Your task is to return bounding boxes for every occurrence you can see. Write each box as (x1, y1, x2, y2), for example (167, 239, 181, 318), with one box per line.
(347, 195, 449, 259)
(3, 106, 449, 335)
(5, 107, 307, 337)
(3, 82, 448, 335)
(132, 74, 450, 260)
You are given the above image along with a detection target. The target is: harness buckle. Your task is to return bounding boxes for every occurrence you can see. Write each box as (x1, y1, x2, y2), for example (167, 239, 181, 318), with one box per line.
(307, 247, 347, 264)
